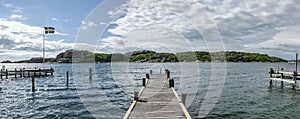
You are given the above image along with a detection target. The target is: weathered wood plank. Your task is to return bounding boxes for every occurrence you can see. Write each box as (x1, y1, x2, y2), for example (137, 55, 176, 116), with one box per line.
(125, 71, 191, 119)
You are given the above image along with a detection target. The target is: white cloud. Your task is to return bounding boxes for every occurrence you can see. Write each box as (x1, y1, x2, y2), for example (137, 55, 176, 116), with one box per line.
(0, 18, 99, 61)
(51, 17, 58, 21)
(93, 0, 300, 59)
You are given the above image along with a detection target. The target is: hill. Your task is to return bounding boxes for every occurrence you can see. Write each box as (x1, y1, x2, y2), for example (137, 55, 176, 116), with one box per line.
(1, 50, 287, 63)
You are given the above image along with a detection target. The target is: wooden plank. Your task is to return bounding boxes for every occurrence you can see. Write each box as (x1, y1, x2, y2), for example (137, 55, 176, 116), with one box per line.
(125, 72, 191, 119)
(270, 78, 295, 84)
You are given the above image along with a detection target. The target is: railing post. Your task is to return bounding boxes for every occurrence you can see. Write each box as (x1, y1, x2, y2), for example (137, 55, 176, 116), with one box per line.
(146, 73, 149, 79)
(150, 70, 152, 75)
(22, 68, 25, 77)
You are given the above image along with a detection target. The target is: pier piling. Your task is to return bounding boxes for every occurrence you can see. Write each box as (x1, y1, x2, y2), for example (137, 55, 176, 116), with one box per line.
(66, 71, 69, 86)
(146, 73, 149, 79)
(32, 76, 35, 92)
(0, 69, 2, 79)
(5, 69, 8, 79)
(142, 78, 146, 86)
(89, 68, 92, 80)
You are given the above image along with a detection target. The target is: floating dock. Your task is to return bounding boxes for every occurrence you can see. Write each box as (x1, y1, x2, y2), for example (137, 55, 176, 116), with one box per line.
(269, 68, 300, 89)
(124, 69, 191, 119)
(0, 67, 54, 79)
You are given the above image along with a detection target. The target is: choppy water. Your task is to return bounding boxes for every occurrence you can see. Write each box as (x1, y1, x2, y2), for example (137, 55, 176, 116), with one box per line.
(0, 63, 299, 118)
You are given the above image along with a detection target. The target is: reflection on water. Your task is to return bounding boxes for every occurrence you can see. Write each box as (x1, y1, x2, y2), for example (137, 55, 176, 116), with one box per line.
(0, 62, 299, 118)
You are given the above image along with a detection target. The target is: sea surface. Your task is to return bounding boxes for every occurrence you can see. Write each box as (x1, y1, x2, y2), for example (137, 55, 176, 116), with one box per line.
(0, 62, 299, 118)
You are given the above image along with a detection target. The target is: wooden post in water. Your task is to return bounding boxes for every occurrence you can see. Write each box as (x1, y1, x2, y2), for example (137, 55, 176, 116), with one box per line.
(19, 68, 22, 77)
(181, 94, 187, 106)
(134, 91, 139, 100)
(32, 75, 35, 92)
(0, 69, 2, 79)
(14, 68, 17, 78)
(281, 68, 284, 87)
(166, 70, 170, 79)
(150, 70, 152, 75)
(142, 78, 146, 86)
(39, 68, 41, 76)
(292, 71, 296, 90)
(146, 73, 149, 79)
(89, 68, 92, 80)
(50, 67, 53, 75)
(169, 79, 174, 88)
(5, 69, 8, 79)
(66, 71, 69, 86)
(296, 53, 298, 73)
(23, 68, 25, 77)
(269, 68, 273, 85)
(160, 68, 161, 74)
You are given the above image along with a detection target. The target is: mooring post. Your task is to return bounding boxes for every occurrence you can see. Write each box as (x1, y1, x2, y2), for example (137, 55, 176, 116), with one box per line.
(32, 75, 35, 92)
(167, 70, 170, 79)
(292, 71, 296, 90)
(134, 91, 139, 100)
(89, 68, 92, 80)
(296, 53, 298, 73)
(181, 94, 187, 106)
(160, 68, 161, 74)
(150, 70, 152, 75)
(66, 71, 69, 86)
(269, 68, 273, 85)
(5, 69, 8, 79)
(19, 68, 22, 77)
(146, 73, 150, 79)
(142, 78, 146, 86)
(14, 68, 17, 78)
(50, 67, 53, 75)
(23, 68, 25, 77)
(281, 68, 284, 87)
(0, 69, 2, 79)
(39, 68, 41, 76)
(169, 79, 174, 88)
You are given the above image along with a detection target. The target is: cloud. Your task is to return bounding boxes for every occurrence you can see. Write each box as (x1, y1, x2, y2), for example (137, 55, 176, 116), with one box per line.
(81, 21, 98, 30)
(51, 17, 58, 21)
(93, 0, 300, 59)
(0, 18, 99, 61)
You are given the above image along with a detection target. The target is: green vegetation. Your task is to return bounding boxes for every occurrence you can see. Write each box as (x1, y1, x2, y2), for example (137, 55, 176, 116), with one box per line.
(1, 50, 287, 63)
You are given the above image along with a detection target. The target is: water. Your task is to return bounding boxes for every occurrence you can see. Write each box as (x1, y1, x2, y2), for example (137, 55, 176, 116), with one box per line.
(0, 63, 299, 118)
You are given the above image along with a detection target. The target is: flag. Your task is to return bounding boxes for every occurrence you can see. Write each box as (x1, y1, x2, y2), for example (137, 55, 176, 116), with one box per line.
(44, 27, 55, 34)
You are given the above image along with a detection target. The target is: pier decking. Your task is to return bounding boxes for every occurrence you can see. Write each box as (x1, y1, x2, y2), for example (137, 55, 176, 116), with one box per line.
(124, 70, 191, 119)
(269, 68, 300, 89)
(0, 67, 54, 79)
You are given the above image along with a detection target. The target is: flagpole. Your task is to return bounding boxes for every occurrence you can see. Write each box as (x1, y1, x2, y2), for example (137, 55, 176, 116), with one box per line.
(43, 28, 45, 63)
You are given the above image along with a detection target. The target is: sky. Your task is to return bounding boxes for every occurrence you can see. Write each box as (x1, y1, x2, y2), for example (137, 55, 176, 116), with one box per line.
(0, 0, 300, 61)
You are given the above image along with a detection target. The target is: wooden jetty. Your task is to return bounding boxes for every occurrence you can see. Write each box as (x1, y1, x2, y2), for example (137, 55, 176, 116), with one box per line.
(0, 67, 54, 79)
(269, 68, 300, 89)
(124, 69, 191, 119)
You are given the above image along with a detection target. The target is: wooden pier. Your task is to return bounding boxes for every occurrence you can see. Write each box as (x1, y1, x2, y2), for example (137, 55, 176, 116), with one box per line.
(0, 67, 54, 79)
(124, 69, 191, 119)
(269, 68, 300, 89)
